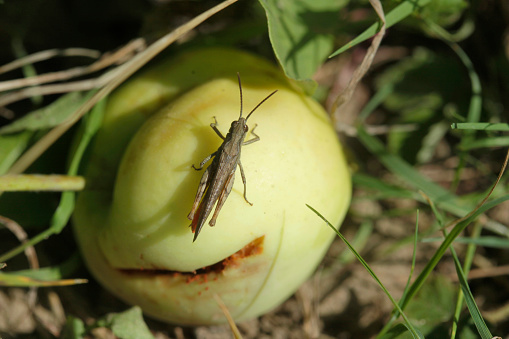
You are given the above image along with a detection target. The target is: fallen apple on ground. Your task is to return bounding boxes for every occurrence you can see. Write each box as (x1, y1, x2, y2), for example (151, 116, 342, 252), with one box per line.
(73, 48, 351, 325)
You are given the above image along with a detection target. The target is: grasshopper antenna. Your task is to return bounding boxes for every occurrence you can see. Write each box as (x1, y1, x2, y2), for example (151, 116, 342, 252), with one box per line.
(237, 72, 243, 118)
(238, 72, 277, 121)
(245, 89, 278, 120)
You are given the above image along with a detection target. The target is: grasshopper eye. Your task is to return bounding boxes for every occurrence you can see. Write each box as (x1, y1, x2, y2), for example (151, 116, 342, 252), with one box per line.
(244, 125, 248, 132)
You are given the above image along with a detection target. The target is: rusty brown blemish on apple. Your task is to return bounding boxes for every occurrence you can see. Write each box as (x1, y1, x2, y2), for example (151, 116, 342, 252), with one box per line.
(120, 236, 264, 281)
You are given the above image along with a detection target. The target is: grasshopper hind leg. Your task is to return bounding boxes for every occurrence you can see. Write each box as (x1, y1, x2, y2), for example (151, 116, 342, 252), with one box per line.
(209, 171, 235, 227)
(238, 160, 253, 205)
(187, 166, 210, 221)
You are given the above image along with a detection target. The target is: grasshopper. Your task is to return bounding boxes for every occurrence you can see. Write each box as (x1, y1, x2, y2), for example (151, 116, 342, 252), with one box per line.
(187, 73, 277, 242)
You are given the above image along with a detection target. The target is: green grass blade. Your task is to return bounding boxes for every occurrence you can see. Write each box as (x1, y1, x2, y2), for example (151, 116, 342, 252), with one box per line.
(11, 38, 42, 105)
(358, 83, 394, 122)
(0, 97, 105, 263)
(356, 126, 473, 217)
(0, 272, 86, 287)
(451, 223, 482, 339)
(0, 174, 85, 191)
(353, 173, 415, 200)
(400, 211, 419, 304)
(426, 20, 482, 190)
(451, 122, 509, 131)
(0, 92, 92, 134)
(450, 242, 493, 339)
(422, 236, 509, 248)
(330, 0, 432, 57)
(458, 136, 509, 150)
(425, 185, 486, 339)
(337, 220, 373, 264)
(50, 97, 106, 233)
(380, 211, 421, 337)
(60, 316, 86, 339)
(307, 204, 423, 339)
(398, 195, 509, 312)
(6, 252, 82, 281)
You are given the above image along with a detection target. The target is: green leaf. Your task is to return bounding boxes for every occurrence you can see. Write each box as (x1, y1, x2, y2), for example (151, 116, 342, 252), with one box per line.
(378, 323, 413, 339)
(0, 91, 91, 134)
(105, 307, 154, 339)
(259, 0, 348, 80)
(7, 252, 82, 280)
(331, 0, 433, 57)
(60, 316, 86, 339)
(419, 0, 469, 28)
(405, 275, 456, 336)
(0, 131, 32, 175)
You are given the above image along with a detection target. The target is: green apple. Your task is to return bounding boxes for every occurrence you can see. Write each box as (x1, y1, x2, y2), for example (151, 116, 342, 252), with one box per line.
(73, 48, 351, 325)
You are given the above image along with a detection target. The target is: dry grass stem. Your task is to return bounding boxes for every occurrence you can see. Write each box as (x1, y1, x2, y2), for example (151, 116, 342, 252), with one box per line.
(213, 294, 243, 339)
(0, 38, 145, 93)
(0, 79, 108, 107)
(7, 0, 239, 175)
(463, 264, 509, 281)
(0, 38, 147, 107)
(337, 123, 419, 137)
(330, 0, 386, 119)
(483, 301, 509, 324)
(296, 279, 321, 338)
(0, 216, 39, 270)
(0, 216, 40, 310)
(0, 48, 101, 75)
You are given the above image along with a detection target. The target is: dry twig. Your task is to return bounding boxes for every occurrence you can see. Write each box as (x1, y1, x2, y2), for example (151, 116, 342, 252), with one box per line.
(330, 0, 386, 119)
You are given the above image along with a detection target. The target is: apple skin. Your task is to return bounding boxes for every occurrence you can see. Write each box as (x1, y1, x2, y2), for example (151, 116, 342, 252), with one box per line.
(73, 48, 351, 325)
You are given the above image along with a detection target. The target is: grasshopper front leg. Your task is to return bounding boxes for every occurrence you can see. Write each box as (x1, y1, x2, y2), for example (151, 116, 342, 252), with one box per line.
(192, 151, 217, 170)
(243, 124, 260, 145)
(210, 116, 226, 140)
